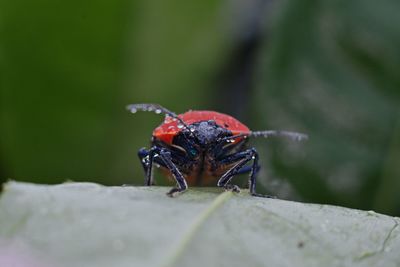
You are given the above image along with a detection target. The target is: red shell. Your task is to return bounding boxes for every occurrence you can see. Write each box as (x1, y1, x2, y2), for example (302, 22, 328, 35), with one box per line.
(153, 110, 251, 144)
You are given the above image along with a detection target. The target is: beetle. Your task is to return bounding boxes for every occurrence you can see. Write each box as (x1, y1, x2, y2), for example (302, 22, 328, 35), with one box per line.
(127, 103, 308, 197)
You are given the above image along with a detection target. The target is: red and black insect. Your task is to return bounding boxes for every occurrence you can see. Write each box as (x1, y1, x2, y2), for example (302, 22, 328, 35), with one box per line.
(127, 103, 308, 197)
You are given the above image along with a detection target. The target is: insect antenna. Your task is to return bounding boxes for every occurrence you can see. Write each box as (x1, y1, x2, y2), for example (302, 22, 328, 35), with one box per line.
(250, 130, 308, 141)
(126, 103, 192, 133)
(219, 130, 308, 143)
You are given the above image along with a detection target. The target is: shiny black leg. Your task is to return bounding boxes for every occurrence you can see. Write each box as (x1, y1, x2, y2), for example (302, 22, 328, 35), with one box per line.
(217, 148, 273, 197)
(139, 146, 188, 196)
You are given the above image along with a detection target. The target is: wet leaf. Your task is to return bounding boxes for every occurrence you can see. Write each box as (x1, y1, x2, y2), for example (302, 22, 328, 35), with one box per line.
(0, 182, 399, 267)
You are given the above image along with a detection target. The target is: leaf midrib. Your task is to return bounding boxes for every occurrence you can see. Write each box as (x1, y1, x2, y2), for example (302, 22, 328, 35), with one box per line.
(162, 191, 233, 267)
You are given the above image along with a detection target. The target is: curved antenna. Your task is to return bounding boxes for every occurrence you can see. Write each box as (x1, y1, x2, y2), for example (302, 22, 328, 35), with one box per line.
(219, 130, 308, 143)
(126, 103, 191, 132)
(250, 130, 308, 141)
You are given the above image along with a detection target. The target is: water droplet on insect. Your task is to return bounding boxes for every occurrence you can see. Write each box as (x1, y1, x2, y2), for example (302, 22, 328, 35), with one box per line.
(130, 108, 137, 113)
(297, 134, 308, 141)
(155, 109, 162, 114)
(252, 156, 256, 160)
(190, 128, 195, 132)
(177, 124, 184, 129)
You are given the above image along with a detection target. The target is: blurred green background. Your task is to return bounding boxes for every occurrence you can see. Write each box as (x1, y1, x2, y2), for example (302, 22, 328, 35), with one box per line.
(1, 0, 399, 215)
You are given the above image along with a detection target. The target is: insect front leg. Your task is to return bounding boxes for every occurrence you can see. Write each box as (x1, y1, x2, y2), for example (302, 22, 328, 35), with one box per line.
(140, 146, 188, 196)
(216, 148, 273, 197)
(138, 147, 169, 186)
(158, 149, 188, 197)
(138, 147, 153, 185)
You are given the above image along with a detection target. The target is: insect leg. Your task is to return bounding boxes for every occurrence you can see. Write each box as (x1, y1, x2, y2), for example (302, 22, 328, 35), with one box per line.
(217, 148, 273, 197)
(139, 145, 189, 196)
(158, 149, 188, 197)
(235, 164, 260, 176)
(138, 148, 151, 185)
(138, 146, 159, 186)
(217, 149, 255, 192)
(138, 147, 168, 186)
(142, 146, 188, 196)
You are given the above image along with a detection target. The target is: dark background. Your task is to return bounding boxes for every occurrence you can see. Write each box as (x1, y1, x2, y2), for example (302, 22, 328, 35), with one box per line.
(1, 0, 399, 215)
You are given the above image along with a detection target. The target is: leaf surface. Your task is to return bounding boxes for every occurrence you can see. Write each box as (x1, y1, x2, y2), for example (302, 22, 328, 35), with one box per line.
(0, 182, 399, 267)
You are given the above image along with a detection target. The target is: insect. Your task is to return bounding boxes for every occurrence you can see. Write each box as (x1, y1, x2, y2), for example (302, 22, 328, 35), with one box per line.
(127, 103, 308, 197)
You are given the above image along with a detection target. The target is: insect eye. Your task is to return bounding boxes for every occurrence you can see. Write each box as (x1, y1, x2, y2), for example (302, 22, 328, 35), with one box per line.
(189, 148, 197, 157)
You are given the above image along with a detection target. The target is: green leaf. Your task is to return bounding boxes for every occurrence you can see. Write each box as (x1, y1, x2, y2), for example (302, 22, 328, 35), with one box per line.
(255, 0, 400, 214)
(0, 182, 399, 267)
